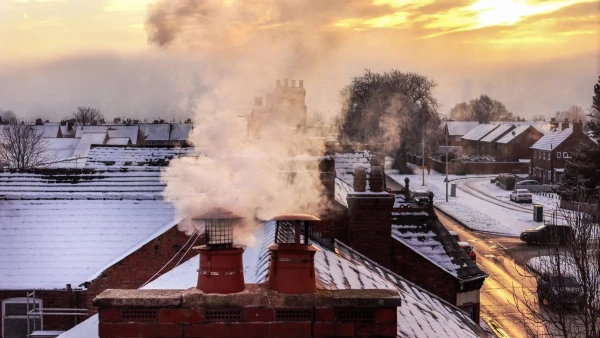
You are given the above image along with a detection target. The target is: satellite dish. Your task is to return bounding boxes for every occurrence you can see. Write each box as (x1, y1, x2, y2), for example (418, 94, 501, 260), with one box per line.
(512, 131, 516, 135)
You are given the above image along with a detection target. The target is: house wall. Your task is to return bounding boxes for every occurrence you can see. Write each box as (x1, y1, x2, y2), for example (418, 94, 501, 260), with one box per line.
(0, 289, 87, 335)
(500, 128, 543, 162)
(420, 157, 529, 175)
(85, 226, 200, 313)
(391, 240, 456, 304)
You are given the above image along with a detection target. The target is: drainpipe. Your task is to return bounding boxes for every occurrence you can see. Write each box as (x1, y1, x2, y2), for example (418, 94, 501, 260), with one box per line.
(550, 144, 553, 184)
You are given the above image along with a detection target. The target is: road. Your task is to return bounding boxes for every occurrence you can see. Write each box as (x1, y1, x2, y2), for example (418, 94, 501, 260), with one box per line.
(437, 210, 546, 338)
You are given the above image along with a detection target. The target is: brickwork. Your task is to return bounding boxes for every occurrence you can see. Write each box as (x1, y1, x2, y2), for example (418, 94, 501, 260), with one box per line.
(95, 287, 400, 338)
(0, 289, 87, 334)
(85, 226, 200, 312)
(410, 155, 530, 175)
(346, 192, 394, 269)
(391, 240, 456, 304)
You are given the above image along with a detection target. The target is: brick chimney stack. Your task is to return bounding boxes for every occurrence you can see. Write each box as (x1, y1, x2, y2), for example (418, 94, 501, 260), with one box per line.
(192, 209, 245, 294)
(268, 214, 319, 294)
(562, 118, 570, 131)
(573, 120, 583, 134)
(346, 166, 394, 268)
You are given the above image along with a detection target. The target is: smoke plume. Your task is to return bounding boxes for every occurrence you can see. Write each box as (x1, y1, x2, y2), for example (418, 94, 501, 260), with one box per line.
(150, 0, 336, 245)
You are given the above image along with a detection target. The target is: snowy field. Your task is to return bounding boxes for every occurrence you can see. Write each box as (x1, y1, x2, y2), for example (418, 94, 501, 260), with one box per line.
(387, 163, 564, 236)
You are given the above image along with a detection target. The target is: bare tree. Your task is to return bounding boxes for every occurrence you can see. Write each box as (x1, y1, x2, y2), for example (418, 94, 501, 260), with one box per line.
(73, 106, 104, 126)
(514, 203, 600, 337)
(0, 123, 52, 169)
(532, 114, 547, 122)
(555, 105, 588, 122)
(0, 110, 18, 124)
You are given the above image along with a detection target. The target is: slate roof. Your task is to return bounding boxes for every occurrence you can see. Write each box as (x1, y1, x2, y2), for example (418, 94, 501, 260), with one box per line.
(530, 128, 573, 151)
(73, 133, 107, 158)
(75, 125, 139, 144)
(333, 151, 372, 206)
(45, 138, 79, 160)
(59, 221, 489, 338)
(462, 124, 500, 141)
(480, 124, 514, 143)
(139, 124, 170, 141)
(84, 146, 196, 171)
(0, 148, 189, 290)
(496, 125, 532, 144)
(106, 137, 131, 145)
(30, 124, 61, 138)
(169, 124, 193, 141)
(446, 121, 480, 136)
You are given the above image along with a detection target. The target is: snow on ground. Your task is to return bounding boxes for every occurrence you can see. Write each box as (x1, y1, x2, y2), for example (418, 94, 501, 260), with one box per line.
(388, 163, 556, 236)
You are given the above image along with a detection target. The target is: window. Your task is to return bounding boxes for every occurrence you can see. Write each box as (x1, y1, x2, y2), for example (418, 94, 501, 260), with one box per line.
(455, 136, 461, 142)
(557, 152, 561, 158)
(2, 298, 42, 338)
(563, 152, 569, 158)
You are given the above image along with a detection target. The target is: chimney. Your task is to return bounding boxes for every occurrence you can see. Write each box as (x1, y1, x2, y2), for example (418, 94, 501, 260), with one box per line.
(192, 209, 245, 294)
(573, 120, 583, 134)
(254, 97, 263, 107)
(284, 78, 289, 87)
(550, 117, 559, 131)
(353, 166, 367, 192)
(370, 166, 383, 192)
(276, 79, 281, 87)
(299, 80, 303, 88)
(562, 118, 569, 131)
(346, 183, 394, 268)
(268, 214, 319, 294)
(67, 121, 73, 131)
(404, 177, 411, 200)
(291, 79, 296, 87)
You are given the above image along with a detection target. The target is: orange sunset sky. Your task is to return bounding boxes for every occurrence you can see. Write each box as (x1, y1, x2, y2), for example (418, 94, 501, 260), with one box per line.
(0, 0, 598, 120)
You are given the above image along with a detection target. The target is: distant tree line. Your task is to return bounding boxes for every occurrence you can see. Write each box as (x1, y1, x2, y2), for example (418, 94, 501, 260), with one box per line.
(448, 94, 525, 123)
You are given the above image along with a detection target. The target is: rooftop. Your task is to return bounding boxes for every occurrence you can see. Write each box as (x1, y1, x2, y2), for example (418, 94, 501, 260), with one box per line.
(495, 125, 532, 144)
(462, 124, 500, 141)
(530, 128, 573, 151)
(480, 124, 514, 143)
(446, 121, 480, 136)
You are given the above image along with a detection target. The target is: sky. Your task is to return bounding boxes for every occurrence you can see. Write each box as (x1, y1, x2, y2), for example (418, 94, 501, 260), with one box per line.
(0, 0, 598, 121)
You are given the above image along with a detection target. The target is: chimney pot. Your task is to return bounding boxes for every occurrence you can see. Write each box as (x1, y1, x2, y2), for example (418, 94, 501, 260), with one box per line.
(370, 166, 384, 192)
(299, 80, 303, 88)
(284, 78, 289, 87)
(268, 214, 319, 294)
(353, 166, 367, 192)
(404, 177, 411, 199)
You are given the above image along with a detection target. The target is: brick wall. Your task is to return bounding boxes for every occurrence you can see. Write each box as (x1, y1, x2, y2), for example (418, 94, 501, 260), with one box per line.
(0, 289, 87, 334)
(427, 158, 529, 175)
(85, 226, 200, 312)
(391, 240, 456, 304)
(346, 193, 394, 269)
(95, 287, 400, 338)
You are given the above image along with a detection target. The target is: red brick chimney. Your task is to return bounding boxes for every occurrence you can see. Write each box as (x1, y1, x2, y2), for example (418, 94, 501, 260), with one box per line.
(268, 214, 319, 294)
(573, 120, 583, 134)
(346, 166, 394, 268)
(192, 209, 245, 294)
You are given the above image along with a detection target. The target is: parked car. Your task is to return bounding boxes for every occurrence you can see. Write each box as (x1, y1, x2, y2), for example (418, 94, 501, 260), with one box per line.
(458, 241, 476, 262)
(510, 189, 533, 203)
(519, 224, 574, 245)
(449, 230, 461, 242)
(412, 190, 430, 203)
(516, 179, 541, 187)
(537, 272, 584, 309)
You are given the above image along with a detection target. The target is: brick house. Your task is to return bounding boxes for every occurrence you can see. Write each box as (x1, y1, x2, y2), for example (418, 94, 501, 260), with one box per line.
(324, 152, 487, 323)
(530, 120, 595, 183)
(461, 124, 500, 155)
(478, 124, 516, 159)
(494, 125, 544, 162)
(444, 121, 480, 147)
(0, 147, 197, 338)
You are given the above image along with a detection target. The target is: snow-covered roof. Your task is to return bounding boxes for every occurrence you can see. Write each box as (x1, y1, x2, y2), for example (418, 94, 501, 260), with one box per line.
(72, 133, 107, 157)
(480, 124, 514, 143)
(139, 124, 170, 141)
(530, 128, 573, 151)
(462, 124, 499, 141)
(84, 146, 196, 171)
(446, 121, 480, 136)
(0, 199, 175, 290)
(391, 218, 485, 281)
(75, 125, 139, 144)
(106, 137, 131, 145)
(45, 138, 80, 161)
(30, 125, 61, 138)
(333, 151, 372, 186)
(60, 221, 488, 338)
(495, 125, 532, 144)
(169, 124, 193, 141)
(60, 124, 76, 137)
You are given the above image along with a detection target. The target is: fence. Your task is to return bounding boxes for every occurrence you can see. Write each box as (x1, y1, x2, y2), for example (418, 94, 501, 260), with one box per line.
(560, 199, 600, 213)
(407, 154, 530, 175)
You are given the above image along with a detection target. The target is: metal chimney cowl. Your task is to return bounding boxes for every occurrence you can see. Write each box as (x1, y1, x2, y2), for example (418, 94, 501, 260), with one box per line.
(192, 210, 245, 294)
(268, 214, 320, 294)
